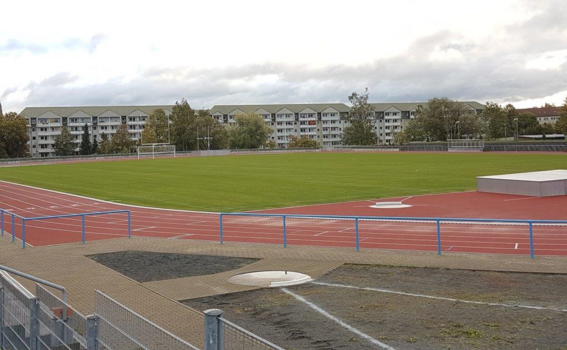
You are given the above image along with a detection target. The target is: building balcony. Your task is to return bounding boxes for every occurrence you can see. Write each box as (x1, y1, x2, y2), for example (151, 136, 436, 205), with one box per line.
(321, 115, 339, 121)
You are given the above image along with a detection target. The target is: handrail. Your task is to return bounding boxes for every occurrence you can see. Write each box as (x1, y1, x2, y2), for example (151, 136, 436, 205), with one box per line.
(0, 264, 67, 304)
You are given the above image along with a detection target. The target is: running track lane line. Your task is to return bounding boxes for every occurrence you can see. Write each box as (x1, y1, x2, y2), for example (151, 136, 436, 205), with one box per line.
(281, 288, 397, 350)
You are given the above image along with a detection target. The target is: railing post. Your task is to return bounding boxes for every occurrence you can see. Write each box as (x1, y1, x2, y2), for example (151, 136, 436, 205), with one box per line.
(436, 219, 442, 255)
(0, 286, 4, 348)
(29, 297, 39, 350)
(529, 221, 534, 259)
(82, 214, 86, 244)
(127, 211, 131, 238)
(204, 309, 224, 350)
(11, 214, 15, 243)
(282, 215, 287, 248)
(219, 214, 223, 244)
(1, 209, 3, 236)
(86, 314, 98, 350)
(22, 219, 26, 249)
(355, 218, 360, 251)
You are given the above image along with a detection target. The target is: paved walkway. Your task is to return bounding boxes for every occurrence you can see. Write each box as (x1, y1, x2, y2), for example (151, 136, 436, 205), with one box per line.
(1, 234, 567, 348)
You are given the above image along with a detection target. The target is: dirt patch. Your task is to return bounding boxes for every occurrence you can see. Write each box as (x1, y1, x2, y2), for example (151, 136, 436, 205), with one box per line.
(87, 251, 259, 282)
(184, 264, 567, 350)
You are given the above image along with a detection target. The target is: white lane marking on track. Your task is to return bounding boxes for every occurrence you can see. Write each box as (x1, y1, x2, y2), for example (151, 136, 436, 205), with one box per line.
(314, 231, 328, 237)
(26, 207, 35, 210)
(447, 246, 453, 251)
(133, 226, 157, 232)
(515, 243, 519, 249)
(282, 288, 397, 350)
(338, 228, 351, 233)
(186, 220, 206, 225)
(312, 281, 567, 312)
(49, 206, 58, 208)
(167, 233, 195, 239)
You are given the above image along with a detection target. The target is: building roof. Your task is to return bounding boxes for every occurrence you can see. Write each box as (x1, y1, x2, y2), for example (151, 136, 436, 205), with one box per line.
(370, 101, 485, 111)
(20, 105, 173, 118)
(516, 107, 563, 118)
(209, 103, 351, 115)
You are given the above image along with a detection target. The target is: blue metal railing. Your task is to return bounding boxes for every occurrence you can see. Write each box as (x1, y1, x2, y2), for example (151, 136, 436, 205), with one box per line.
(0, 209, 131, 248)
(219, 212, 567, 258)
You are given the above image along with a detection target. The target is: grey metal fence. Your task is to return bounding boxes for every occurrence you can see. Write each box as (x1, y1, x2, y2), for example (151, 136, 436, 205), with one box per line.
(94, 290, 200, 350)
(0, 272, 34, 350)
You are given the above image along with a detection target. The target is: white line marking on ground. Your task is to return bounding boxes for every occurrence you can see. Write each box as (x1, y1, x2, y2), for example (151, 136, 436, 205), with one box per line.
(338, 228, 351, 233)
(281, 288, 397, 350)
(26, 207, 35, 210)
(167, 233, 195, 239)
(515, 243, 519, 249)
(504, 197, 540, 202)
(447, 246, 453, 251)
(312, 282, 567, 312)
(186, 220, 206, 225)
(314, 231, 328, 237)
(133, 226, 157, 232)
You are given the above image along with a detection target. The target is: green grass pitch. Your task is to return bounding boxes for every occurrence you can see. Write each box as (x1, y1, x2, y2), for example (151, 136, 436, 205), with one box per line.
(0, 153, 565, 212)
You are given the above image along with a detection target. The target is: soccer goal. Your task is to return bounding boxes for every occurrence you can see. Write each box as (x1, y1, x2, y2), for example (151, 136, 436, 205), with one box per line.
(448, 139, 484, 152)
(137, 143, 176, 159)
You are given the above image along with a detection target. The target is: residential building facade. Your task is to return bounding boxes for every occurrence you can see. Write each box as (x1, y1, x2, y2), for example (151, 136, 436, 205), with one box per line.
(21, 101, 485, 157)
(516, 107, 563, 125)
(21, 106, 172, 157)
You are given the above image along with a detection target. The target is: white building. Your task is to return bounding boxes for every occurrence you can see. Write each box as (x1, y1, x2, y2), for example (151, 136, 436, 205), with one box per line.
(21, 106, 172, 157)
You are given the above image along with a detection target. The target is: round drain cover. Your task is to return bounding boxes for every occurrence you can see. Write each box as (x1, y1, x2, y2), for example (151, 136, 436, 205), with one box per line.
(228, 271, 312, 288)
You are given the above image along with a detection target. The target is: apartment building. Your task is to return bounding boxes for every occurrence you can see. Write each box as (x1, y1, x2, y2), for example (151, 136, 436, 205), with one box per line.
(21, 106, 172, 157)
(209, 104, 351, 148)
(516, 106, 563, 125)
(20, 101, 485, 156)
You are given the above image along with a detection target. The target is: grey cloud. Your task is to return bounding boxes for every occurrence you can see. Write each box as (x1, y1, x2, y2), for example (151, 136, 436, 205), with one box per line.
(0, 39, 47, 54)
(1, 34, 106, 55)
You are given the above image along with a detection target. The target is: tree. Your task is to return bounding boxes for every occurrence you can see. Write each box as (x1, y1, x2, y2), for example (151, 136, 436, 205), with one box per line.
(556, 98, 567, 135)
(79, 123, 92, 155)
(342, 89, 377, 145)
(54, 126, 75, 156)
(170, 99, 228, 151)
(288, 135, 317, 148)
(99, 133, 112, 154)
(0, 112, 29, 158)
(228, 112, 272, 149)
(91, 137, 99, 154)
(408, 98, 483, 141)
(111, 124, 132, 153)
(141, 108, 169, 144)
(393, 131, 409, 145)
(482, 102, 509, 140)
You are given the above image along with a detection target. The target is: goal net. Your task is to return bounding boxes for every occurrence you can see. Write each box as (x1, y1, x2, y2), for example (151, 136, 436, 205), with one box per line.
(137, 144, 176, 159)
(448, 139, 484, 152)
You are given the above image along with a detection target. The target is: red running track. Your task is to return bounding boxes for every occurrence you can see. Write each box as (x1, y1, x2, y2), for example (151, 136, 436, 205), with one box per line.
(1, 181, 567, 256)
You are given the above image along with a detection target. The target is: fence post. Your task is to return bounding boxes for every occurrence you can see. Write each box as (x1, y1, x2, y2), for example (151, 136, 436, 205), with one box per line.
(82, 214, 86, 244)
(11, 214, 15, 242)
(1, 209, 3, 236)
(436, 219, 442, 255)
(219, 214, 223, 244)
(86, 314, 98, 350)
(283, 215, 287, 248)
(29, 297, 39, 350)
(0, 286, 4, 348)
(529, 221, 534, 259)
(355, 218, 360, 251)
(204, 309, 224, 350)
(127, 211, 131, 238)
(22, 219, 26, 249)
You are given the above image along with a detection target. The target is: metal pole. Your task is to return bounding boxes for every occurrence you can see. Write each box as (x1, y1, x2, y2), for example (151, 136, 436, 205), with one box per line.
(29, 298, 39, 350)
(82, 214, 86, 243)
(86, 314, 98, 350)
(436, 219, 442, 255)
(219, 214, 223, 244)
(22, 219, 26, 249)
(1, 209, 3, 236)
(204, 309, 224, 350)
(0, 286, 4, 348)
(355, 218, 360, 251)
(127, 211, 131, 238)
(167, 114, 171, 144)
(529, 222, 534, 259)
(283, 215, 287, 248)
(11, 214, 15, 242)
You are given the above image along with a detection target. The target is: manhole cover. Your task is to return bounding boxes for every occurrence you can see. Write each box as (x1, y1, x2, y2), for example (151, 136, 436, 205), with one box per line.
(228, 271, 313, 288)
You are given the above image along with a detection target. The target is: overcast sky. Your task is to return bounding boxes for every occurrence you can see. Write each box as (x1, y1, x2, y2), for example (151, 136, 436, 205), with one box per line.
(1, 0, 566, 112)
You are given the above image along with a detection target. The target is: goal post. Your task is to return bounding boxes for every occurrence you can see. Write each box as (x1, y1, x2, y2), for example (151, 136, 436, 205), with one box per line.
(448, 139, 484, 152)
(137, 143, 176, 159)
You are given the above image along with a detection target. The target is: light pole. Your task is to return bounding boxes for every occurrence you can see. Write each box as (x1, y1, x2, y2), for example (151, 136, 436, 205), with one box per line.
(514, 118, 519, 140)
(167, 113, 171, 144)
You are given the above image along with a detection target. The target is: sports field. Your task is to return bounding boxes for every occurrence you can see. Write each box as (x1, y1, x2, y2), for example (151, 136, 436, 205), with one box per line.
(0, 153, 565, 212)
